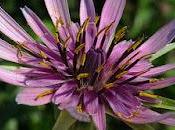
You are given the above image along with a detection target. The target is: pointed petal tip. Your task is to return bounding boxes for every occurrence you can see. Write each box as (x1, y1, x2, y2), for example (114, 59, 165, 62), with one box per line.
(80, 0, 96, 25)
(139, 20, 175, 55)
(44, 0, 71, 27)
(16, 88, 52, 106)
(21, 5, 57, 49)
(96, 0, 126, 50)
(91, 105, 106, 130)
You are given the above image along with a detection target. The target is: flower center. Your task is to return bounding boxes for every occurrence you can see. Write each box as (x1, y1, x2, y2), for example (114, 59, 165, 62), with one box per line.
(75, 48, 105, 89)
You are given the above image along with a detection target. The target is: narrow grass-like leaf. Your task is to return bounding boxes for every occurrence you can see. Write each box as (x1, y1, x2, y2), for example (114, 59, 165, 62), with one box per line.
(0, 61, 20, 70)
(144, 96, 175, 111)
(150, 43, 175, 61)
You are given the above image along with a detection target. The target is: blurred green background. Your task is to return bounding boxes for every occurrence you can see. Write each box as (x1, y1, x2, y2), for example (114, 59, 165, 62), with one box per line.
(0, 0, 175, 130)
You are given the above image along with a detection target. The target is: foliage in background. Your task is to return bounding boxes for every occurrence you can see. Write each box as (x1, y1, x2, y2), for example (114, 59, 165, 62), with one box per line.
(0, 0, 175, 130)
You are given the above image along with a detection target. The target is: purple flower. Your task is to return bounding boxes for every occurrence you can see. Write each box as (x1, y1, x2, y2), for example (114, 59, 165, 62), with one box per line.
(0, 0, 175, 130)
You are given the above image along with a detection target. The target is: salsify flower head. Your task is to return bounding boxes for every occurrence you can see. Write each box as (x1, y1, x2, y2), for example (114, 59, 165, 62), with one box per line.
(1, 0, 175, 130)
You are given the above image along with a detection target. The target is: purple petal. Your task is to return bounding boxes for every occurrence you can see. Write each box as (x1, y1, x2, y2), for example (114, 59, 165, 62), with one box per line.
(0, 6, 33, 42)
(80, 0, 96, 25)
(138, 20, 175, 56)
(115, 86, 141, 107)
(92, 104, 106, 130)
(19, 56, 43, 67)
(57, 23, 79, 52)
(0, 39, 19, 62)
(16, 67, 52, 76)
(16, 87, 53, 106)
(103, 41, 130, 76)
(106, 95, 131, 117)
(59, 94, 80, 109)
(124, 108, 175, 126)
(104, 89, 139, 117)
(25, 74, 67, 87)
(141, 64, 175, 77)
(44, 0, 71, 27)
(85, 23, 97, 52)
(139, 77, 175, 90)
(0, 39, 40, 65)
(138, 96, 159, 104)
(96, 0, 126, 50)
(36, 44, 62, 61)
(0, 68, 25, 86)
(52, 82, 76, 105)
(66, 107, 90, 122)
(68, 23, 80, 50)
(84, 90, 99, 114)
(106, 41, 130, 66)
(128, 60, 153, 74)
(123, 75, 149, 83)
(21, 6, 57, 50)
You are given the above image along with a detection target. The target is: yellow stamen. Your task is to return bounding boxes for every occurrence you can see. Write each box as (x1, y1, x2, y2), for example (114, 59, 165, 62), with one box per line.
(116, 110, 140, 121)
(96, 21, 114, 36)
(82, 17, 91, 31)
(80, 53, 87, 66)
(104, 83, 113, 89)
(76, 73, 89, 80)
(17, 42, 27, 48)
(95, 16, 100, 24)
(40, 51, 47, 59)
(115, 71, 128, 79)
(76, 104, 83, 113)
(149, 78, 159, 83)
(96, 64, 104, 73)
(139, 92, 159, 99)
(63, 36, 71, 48)
(76, 18, 90, 42)
(105, 21, 115, 35)
(74, 43, 85, 54)
(76, 31, 82, 42)
(133, 36, 144, 50)
(15, 44, 23, 58)
(128, 36, 144, 52)
(96, 27, 107, 37)
(39, 60, 50, 68)
(116, 112, 123, 118)
(119, 60, 130, 70)
(55, 32, 61, 43)
(56, 17, 64, 28)
(35, 89, 55, 100)
(115, 26, 127, 42)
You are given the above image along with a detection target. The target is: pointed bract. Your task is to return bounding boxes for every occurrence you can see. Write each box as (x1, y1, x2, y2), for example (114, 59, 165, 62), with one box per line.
(44, 0, 71, 27)
(21, 6, 57, 50)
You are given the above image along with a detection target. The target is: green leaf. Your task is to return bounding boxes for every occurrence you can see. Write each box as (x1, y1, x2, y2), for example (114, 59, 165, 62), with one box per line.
(126, 122, 155, 130)
(144, 96, 175, 111)
(150, 42, 175, 61)
(52, 111, 76, 130)
(53, 106, 60, 120)
(0, 61, 20, 70)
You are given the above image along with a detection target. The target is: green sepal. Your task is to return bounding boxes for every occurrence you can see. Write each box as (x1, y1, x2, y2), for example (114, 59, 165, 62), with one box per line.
(52, 110, 76, 130)
(144, 96, 175, 111)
